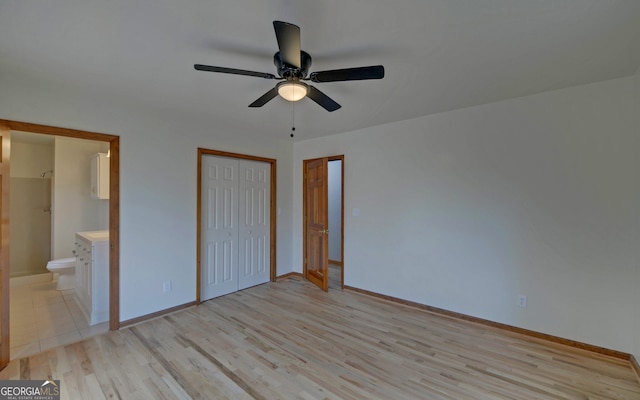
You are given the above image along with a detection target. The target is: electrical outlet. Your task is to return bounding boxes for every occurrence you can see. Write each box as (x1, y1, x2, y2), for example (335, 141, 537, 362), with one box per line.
(163, 281, 172, 293)
(517, 294, 527, 308)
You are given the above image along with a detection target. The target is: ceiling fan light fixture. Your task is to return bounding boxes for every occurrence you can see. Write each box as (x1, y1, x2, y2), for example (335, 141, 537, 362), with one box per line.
(277, 81, 308, 102)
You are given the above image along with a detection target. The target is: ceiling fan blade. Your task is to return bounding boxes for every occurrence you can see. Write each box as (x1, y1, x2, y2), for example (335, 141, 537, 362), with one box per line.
(309, 65, 385, 83)
(194, 64, 277, 79)
(273, 21, 301, 68)
(307, 86, 341, 112)
(249, 87, 279, 107)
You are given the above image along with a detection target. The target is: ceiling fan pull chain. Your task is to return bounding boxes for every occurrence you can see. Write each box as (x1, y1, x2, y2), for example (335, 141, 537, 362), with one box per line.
(290, 100, 296, 138)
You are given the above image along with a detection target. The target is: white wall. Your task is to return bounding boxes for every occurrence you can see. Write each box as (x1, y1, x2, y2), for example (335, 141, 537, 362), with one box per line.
(115, 120, 293, 321)
(1, 63, 635, 356)
(10, 141, 53, 179)
(328, 160, 342, 262)
(0, 74, 294, 322)
(294, 76, 638, 354)
(52, 138, 106, 259)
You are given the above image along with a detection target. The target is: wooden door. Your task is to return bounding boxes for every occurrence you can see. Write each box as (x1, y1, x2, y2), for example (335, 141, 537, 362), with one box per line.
(238, 160, 270, 290)
(304, 158, 329, 291)
(0, 128, 9, 369)
(201, 155, 239, 300)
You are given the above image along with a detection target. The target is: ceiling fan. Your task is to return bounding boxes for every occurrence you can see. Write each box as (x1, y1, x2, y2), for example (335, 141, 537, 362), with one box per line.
(194, 21, 385, 112)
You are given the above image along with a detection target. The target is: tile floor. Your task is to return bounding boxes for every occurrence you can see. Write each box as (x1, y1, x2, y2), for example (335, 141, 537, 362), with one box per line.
(328, 262, 342, 290)
(9, 280, 109, 360)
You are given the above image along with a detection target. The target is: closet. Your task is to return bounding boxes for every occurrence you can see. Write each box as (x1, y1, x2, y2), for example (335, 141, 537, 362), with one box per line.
(200, 155, 271, 300)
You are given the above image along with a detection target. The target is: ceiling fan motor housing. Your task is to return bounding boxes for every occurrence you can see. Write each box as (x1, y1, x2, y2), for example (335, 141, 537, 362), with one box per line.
(274, 50, 312, 79)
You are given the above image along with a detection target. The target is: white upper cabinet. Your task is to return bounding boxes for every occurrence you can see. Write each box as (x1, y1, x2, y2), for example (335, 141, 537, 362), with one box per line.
(90, 153, 109, 199)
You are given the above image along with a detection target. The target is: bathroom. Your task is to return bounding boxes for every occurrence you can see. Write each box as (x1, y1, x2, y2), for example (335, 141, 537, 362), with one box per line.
(9, 131, 109, 357)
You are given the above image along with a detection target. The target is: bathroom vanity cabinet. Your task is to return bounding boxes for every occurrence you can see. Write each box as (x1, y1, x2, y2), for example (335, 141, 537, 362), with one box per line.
(74, 230, 109, 325)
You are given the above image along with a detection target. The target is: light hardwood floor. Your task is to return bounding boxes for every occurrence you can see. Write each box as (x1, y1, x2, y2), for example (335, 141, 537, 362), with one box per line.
(1, 277, 639, 399)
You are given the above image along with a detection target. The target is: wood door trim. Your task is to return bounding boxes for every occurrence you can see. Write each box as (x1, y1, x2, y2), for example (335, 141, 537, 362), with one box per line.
(1, 120, 119, 141)
(0, 119, 121, 334)
(632, 355, 640, 384)
(0, 127, 10, 369)
(302, 161, 307, 280)
(196, 148, 277, 304)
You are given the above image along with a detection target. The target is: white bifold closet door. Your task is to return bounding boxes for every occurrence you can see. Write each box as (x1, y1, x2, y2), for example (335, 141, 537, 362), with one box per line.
(201, 155, 270, 301)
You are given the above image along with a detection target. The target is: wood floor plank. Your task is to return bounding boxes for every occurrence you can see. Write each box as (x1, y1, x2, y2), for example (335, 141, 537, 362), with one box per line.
(1, 277, 638, 399)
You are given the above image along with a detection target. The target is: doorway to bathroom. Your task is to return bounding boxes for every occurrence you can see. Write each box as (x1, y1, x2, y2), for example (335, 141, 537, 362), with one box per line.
(0, 120, 120, 370)
(7, 132, 110, 358)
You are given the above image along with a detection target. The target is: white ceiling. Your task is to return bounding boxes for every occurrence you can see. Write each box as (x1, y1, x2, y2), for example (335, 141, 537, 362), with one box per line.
(1, 0, 640, 141)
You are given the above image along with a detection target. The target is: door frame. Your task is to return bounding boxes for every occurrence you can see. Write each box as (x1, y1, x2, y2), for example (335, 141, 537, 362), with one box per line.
(196, 148, 277, 304)
(303, 155, 344, 290)
(0, 119, 120, 369)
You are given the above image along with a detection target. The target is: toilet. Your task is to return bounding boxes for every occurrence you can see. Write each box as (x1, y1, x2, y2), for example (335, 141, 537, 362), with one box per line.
(46, 257, 76, 290)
